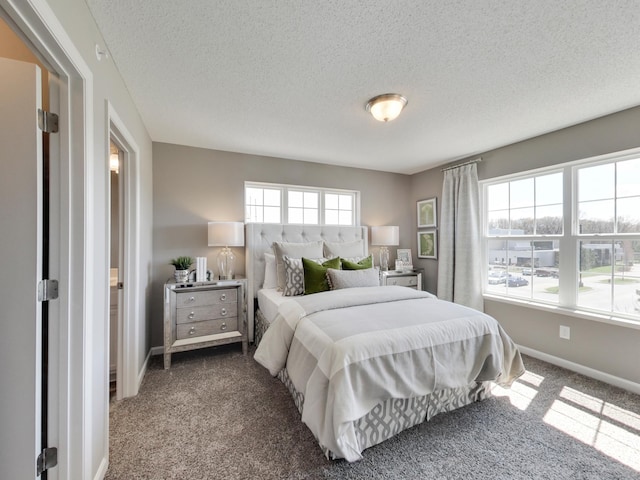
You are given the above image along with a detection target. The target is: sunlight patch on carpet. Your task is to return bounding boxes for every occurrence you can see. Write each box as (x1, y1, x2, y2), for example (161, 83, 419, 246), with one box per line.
(543, 386, 640, 472)
(492, 370, 542, 410)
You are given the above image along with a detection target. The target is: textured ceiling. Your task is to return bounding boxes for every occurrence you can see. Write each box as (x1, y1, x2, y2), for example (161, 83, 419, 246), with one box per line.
(85, 1, 640, 174)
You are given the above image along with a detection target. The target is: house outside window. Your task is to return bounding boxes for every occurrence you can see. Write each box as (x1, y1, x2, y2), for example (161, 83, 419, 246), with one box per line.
(245, 182, 359, 226)
(482, 152, 640, 322)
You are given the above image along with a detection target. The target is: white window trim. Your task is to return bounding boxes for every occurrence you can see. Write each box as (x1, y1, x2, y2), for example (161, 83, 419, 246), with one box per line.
(481, 147, 640, 327)
(245, 181, 360, 225)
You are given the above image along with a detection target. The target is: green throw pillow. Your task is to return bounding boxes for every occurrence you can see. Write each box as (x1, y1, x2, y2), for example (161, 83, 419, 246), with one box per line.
(341, 255, 373, 270)
(303, 257, 341, 294)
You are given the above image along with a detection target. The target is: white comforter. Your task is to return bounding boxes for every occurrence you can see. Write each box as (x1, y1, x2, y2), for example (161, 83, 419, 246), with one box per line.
(254, 286, 524, 461)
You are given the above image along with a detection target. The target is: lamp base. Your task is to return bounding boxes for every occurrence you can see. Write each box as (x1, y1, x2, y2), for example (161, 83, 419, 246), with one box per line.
(217, 247, 236, 280)
(379, 246, 389, 271)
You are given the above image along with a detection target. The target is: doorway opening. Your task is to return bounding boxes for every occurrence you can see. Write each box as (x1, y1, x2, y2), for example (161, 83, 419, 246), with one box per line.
(108, 107, 141, 402)
(109, 140, 123, 401)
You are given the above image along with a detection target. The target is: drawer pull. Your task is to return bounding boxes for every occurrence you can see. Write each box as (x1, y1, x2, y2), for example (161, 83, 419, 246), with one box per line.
(220, 322, 227, 331)
(220, 308, 227, 316)
(188, 327, 196, 335)
(187, 296, 195, 303)
(220, 293, 227, 301)
(188, 312, 195, 319)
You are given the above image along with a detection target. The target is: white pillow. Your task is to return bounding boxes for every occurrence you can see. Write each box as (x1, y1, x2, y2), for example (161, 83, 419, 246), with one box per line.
(273, 241, 324, 291)
(263, 252, 277, 289)
(326, 268, 380, 290)
(323, 239, 365, 258)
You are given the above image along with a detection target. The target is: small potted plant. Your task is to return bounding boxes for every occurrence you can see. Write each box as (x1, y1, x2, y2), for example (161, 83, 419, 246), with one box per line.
(170, 256, 194, 283)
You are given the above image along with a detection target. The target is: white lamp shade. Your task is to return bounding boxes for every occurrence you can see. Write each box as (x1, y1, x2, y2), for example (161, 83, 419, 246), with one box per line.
(208, 222, 244, 247)
(371, 226, 399, 246)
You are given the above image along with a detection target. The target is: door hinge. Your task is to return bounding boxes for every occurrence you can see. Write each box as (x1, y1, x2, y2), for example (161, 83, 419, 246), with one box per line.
(36, 447, 58, 475)
(38, 109, 59, 133)
(38, 279, 59, 301)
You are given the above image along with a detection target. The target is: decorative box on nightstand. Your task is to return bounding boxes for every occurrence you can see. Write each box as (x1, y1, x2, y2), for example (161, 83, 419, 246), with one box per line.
(163, 278, 247, 369)
(380, 270, 423, 290)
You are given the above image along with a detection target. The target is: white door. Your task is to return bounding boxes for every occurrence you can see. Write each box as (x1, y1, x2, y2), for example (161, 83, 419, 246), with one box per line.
(0, 57, 44, 479)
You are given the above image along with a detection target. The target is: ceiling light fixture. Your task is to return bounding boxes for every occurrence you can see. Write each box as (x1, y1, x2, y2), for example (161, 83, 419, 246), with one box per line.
(366, 93, 407, 122)
(109, 153, 119, 174)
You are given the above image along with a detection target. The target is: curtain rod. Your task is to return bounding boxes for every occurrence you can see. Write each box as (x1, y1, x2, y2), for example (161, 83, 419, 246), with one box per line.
(441, 158, 482, 172)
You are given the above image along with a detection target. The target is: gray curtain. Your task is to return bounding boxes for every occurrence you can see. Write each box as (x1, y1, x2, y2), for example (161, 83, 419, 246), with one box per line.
(437, 163, 483, 310)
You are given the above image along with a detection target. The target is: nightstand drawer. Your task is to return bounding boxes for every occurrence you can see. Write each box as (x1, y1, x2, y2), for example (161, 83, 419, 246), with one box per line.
(176, 288, 237, 308)
(176, 303, 238, 324)
(176, 317, 238, 340)
(387, 275, 419, 287)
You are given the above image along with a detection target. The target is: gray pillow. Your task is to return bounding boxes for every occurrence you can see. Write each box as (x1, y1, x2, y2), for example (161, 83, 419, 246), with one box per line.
(323, 239, 365, 258)
(327, 268, 380, 290)
(273, 241, 324, 291)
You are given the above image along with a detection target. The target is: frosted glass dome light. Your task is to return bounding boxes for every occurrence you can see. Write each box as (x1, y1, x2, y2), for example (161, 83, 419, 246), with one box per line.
(366, 94, 407, 122)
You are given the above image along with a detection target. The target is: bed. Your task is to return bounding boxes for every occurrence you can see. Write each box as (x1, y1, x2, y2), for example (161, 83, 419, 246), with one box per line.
(246, 224, 524, 462)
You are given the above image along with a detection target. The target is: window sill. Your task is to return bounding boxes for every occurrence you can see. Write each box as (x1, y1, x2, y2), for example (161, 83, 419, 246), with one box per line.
(482, 294, 640, 331)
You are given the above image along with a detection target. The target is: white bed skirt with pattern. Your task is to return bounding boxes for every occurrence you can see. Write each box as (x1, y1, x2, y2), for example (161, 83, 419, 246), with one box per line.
(254, 308, 492, 459)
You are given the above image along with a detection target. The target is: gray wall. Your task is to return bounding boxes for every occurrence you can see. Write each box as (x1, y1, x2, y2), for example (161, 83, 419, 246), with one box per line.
(409, 169, 443, 293)
(410, 105, 640, 385)
(152, 143, 412, 346)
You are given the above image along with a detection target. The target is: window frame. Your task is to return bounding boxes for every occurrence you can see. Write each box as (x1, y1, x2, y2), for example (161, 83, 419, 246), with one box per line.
(481, 148, 640, 325)
(484, 168, 564, 308)
(244, 181, 360, 226)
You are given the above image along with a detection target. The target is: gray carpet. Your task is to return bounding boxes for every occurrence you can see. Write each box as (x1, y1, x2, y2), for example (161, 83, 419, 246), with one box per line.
(106, 346, 640, 479)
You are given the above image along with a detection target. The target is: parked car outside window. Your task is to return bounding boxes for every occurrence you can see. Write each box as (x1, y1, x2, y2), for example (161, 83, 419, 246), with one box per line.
(535, 268, 559, 278)
(488, 271, 507, 284)
(507, 275, 529, 287)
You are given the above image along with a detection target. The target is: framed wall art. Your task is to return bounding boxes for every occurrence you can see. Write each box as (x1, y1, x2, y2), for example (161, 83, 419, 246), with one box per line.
(417, 197, 437, 228)
(417, 230, 437, 259)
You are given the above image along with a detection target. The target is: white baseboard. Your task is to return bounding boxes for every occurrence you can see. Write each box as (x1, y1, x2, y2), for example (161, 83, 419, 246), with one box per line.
(518, 345, 640, 395)
(136, 349, 153, 392)
(93, 457, 108, 480)
(150, 346, 164, 356)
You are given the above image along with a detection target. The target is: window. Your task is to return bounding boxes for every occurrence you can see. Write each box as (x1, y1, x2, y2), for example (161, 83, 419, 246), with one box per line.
(575, 158, 640, 316)
(483, 153, 640, 322)
(577, 158, 640, 234)
(245, 186, 281, 223)
(485, 171, 562, 304)
(324, 192, 354, 225)
(288, 189, 318, 224)
(245, 182, 359, 225)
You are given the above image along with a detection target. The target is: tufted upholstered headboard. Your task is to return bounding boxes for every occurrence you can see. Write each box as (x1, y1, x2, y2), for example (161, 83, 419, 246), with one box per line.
(244, 223, 368, 342)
